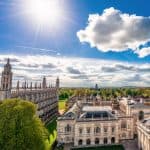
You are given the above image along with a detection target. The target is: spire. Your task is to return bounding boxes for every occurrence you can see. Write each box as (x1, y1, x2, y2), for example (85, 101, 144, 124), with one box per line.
(7, 58, 10, 64)
(42, 76, 47, 89)
(27, 82, 28, 89)
(35, 82, 37, 89)
(56, 77, 59, 89)
(4, 58, 11, 71)
(39, 83, 41, 89)
(16, 80, 19, 90)
(95, 83, 98, 90)
(1, 58, 12, 91)
(30, 82, 32, 90)
(24, 81, 26, 89)
(22, 82, 24, 89)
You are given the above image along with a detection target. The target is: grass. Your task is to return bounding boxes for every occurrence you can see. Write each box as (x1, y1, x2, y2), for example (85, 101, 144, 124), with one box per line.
(59, 99, 67, 110)
(45, 99, 68, 149)
(71, 145, 125, 150)
(45, 117, 57, 150)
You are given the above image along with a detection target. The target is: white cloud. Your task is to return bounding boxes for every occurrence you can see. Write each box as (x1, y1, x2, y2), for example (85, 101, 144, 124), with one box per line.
(135, 47, 150, 58)
(77, 7, 150, 57)
(0, 54, 150, 87)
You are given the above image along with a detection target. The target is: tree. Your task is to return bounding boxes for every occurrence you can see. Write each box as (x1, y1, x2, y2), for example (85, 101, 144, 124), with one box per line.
(138, 111, 144, 120)
(0, 99, 48, 150)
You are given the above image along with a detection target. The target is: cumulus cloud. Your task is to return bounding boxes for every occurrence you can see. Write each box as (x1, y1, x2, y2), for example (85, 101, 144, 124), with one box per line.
(0, 54, 150, 87)
(77, 7, 150, 57)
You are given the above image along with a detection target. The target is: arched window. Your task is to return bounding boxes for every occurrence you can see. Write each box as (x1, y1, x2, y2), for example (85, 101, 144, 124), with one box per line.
(86, 139, 91, 145)
(95, 138, 99, 144)
(111, 137, 115, 144)
(78, 139, 83, 145)
(65, 124, 71, 132)
(104, 138, 108, 144)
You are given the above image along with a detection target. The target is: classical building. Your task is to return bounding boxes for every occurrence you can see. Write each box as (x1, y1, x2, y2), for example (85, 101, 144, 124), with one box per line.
(119, 97, 150, 134)
(57, 99, 134, 148)
(137, 118, 150, 150)
(0, 59, 59, 123)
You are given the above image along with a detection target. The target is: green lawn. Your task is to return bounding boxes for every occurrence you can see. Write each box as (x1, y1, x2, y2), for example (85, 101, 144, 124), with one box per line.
(45, 118, 57, 150)
(59, 100, 67, 110)
(71, 145, 124, 150)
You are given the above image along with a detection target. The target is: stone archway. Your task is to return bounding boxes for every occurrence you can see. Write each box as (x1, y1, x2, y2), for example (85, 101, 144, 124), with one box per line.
(95, 138, 99, 144)
(111, 137, 115, 144)
(104, 138, 108, 144)
(86, 139, 91, 145)
(78, 139, 83, 145)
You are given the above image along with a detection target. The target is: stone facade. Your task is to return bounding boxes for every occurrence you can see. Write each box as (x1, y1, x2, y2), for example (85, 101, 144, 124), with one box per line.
(137, 118, 150, 150)
(0, 59, 59, 123)
(119, 97, 150, 134)
(57, 100, 134, 148)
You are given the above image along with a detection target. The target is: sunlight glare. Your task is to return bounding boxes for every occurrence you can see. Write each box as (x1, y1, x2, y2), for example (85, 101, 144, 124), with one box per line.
(26, 0, 63, 26)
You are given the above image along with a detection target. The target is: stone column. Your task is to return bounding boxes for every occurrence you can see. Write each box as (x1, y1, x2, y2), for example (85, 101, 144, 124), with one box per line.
(138, 130, 141, 149)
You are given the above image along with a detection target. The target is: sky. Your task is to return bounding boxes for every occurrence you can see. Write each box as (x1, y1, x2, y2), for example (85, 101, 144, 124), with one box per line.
(0, 0, 150, 87)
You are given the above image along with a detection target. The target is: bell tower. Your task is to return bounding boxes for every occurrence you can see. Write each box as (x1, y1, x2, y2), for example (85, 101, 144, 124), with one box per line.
(0, 58, 12, 100)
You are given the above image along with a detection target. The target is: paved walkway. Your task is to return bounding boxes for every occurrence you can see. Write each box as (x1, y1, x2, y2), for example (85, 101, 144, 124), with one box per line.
(121, 139, 139, 150)
(63, 143, 73, 150)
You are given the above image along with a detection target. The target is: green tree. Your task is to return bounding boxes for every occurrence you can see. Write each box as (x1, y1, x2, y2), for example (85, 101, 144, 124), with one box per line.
(0, 99, 48, 150)
(138, 111, 144, 120)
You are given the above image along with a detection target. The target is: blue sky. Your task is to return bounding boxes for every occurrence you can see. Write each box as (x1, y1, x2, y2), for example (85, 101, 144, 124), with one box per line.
(0, 0, 150, 87)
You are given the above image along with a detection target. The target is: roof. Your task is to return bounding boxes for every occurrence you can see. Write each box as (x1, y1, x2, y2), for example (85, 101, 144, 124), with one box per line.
(130, 103, 150, 109)
(82, 106, 112, 112)
(80, 106, 116, 120)
(80, 111, 115, 119)
(139, 118, 150, 133)
(59, 101, 81, 120)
